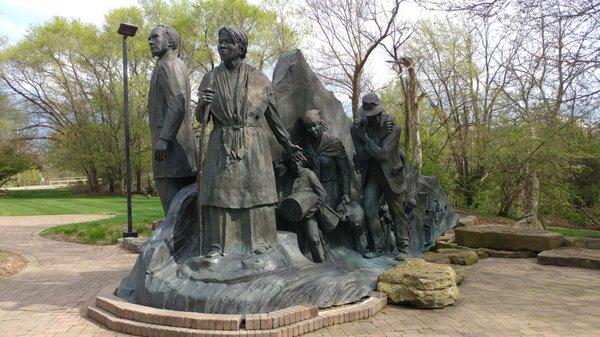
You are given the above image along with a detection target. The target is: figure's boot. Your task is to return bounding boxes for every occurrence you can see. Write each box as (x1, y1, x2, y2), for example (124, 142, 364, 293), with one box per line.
(393, 218, 410, 261)
(362, 217, 379, 259)
(205, 245, 223, 258)
(313, 243, 325, 263)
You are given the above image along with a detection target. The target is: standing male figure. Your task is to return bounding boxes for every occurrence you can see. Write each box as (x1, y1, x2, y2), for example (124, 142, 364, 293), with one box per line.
(148, 25, 197, 213)
(351, 93, 409, 260)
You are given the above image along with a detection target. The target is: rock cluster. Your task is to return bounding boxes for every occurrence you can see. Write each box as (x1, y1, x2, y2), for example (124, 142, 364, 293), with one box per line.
(377, 258, 459, 309)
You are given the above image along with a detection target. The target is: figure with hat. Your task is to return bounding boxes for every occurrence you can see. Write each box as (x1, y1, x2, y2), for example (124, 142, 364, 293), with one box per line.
(195, 26, 303, 258)
(351, 92, 409, 260)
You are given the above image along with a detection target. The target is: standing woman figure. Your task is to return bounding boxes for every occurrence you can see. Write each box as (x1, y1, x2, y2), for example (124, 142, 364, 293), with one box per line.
(196, 26, 301, 257)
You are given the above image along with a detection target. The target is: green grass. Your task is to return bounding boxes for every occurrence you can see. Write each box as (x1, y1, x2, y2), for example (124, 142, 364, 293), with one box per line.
(0, 189, 163, 245)
(546, 226, 600, 238)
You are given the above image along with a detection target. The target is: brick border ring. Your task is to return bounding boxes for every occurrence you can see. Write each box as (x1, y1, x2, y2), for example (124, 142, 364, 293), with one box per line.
(87, 283, 387, 337)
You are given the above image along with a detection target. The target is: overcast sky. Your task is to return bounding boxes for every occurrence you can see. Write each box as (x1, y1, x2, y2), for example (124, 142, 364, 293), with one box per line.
(0, 0, 138, 43)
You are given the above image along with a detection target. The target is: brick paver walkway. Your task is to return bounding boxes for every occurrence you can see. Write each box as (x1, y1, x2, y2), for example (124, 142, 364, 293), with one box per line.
(0, 215, 134, 337)
(1, 215, 599, 337)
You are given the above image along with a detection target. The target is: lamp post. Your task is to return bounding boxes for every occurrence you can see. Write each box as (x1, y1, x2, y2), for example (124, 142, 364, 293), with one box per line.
(118, 23, 139, 238)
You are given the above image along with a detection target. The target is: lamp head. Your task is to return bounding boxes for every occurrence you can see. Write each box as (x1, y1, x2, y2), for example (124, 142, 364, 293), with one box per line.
(118, 23, 138, 37)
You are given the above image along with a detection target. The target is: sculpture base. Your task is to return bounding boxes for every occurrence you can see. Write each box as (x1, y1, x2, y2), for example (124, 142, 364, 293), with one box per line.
(116, 185, 396, 314)
(89, 281, 388, 336)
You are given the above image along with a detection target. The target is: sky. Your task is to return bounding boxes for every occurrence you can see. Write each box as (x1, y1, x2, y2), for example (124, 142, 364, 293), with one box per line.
(0, 0, 138, 44)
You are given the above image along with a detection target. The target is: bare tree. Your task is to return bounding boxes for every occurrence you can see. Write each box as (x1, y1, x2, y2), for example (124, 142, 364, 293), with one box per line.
(492, 0, 600, 226)
(382, 25, 425, 171)
(304, 0, 402, 119)
(402, 17, 513, 206)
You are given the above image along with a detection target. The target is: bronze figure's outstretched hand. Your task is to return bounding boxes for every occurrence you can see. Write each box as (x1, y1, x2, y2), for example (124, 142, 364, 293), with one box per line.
(285, 143, 306, 162)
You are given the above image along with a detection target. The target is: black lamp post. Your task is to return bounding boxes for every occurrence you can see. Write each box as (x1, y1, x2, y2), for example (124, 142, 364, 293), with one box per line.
(118, 23, 139, 239)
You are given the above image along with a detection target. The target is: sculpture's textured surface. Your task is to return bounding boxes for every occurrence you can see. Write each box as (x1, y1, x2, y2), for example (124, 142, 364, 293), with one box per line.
(116, 185, 384, 314)
(116, 45, 458, 314)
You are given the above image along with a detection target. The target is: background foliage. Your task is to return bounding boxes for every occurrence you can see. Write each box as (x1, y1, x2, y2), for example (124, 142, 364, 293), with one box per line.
(0, 0, 598, 232)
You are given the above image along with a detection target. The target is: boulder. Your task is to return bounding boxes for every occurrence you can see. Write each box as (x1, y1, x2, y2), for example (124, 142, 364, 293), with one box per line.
(474, 248, 535, 258)
(457, 215, 477, 227)
(455, 224, 564, 252)
(563, 236, 600, 250)
(433, 240, 460, 250)
(447, 250, 478, 266)
(378, 258, 459, 309)
(425, 248, 478, 266)
(151, 218, 164, 230)
(118, 237, 148, 254)
(537, 247, 600, 270)
(271, 49, 354, 166)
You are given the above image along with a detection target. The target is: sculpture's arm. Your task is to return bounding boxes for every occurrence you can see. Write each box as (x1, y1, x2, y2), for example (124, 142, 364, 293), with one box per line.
(350, 122, 370, 162)
(195, 71, 213, 124)
(335, 156, 352, 196)
(158, 62, 187, 142)
(308, 171, 328, 202)
(362, 123, 402, 163)
(265, 91, 294, 150)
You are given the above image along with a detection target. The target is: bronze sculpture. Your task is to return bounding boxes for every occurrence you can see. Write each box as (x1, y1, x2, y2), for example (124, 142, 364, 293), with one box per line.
(278, 155, 328, 262)
(116, 42, 458, 315)
(351, 93, 410, 260)
(299, 109, 352, 209)
(195, 26, 302, 257)
(147, 25, 197, 213)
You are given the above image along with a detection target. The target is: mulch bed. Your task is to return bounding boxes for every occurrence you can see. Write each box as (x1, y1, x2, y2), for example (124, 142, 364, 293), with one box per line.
(0, 249, 27, 278)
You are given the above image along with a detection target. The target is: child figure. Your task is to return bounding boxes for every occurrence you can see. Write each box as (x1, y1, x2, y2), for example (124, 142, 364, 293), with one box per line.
(278, 155, 328, 263)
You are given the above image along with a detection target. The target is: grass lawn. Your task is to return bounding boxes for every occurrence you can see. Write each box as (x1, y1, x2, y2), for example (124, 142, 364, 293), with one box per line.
(545, 226, 600, 239)
(0, 189, 163, 245)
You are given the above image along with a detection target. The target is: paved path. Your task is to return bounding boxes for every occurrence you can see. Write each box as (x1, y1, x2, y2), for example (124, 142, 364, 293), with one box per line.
(1, 216, 599, 337)
(0, 215, 134, 337)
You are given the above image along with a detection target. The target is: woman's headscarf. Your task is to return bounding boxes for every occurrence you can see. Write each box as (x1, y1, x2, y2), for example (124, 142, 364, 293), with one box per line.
(218, 26, 248, 59)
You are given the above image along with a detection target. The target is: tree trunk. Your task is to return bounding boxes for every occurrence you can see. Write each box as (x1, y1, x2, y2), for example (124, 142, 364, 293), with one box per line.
(84, 167, 100, 193)
(522, 121, 542, 229)
(107, 176, 115, 194)
(135, 168, 143, 194)
(351, 71, 362, 120)
(523, 168, 543, 229)
(399, 73, 410, 151)
(405, 60, 422, 173)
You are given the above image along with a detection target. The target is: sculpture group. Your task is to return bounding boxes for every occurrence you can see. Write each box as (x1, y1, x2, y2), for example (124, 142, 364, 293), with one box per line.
(117, 24, 457, 314)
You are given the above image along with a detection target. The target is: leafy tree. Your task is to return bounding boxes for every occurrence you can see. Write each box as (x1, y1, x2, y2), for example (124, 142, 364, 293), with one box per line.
(0, 1, 302, 194)
(0, 142, 33, 188)
(0, 90, 33, 188)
